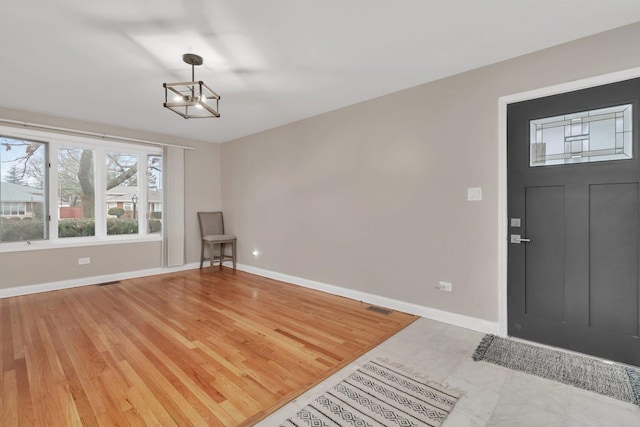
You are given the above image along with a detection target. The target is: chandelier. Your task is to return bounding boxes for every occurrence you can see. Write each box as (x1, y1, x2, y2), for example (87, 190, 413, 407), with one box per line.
(163, 53, 220, 119)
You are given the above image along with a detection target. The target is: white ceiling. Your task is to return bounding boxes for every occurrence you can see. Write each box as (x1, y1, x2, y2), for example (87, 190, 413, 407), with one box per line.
(3, 1, 640, 144)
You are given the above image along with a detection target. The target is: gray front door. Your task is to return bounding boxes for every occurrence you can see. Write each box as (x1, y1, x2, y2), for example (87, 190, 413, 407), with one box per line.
(507, 78, 640, 366)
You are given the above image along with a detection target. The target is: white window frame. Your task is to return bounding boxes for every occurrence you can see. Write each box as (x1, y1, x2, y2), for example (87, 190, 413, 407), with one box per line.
(0, 125, 162, 253)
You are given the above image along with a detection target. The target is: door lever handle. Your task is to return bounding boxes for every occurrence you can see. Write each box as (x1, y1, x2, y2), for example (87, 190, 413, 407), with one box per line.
(510, 234, 531, 244)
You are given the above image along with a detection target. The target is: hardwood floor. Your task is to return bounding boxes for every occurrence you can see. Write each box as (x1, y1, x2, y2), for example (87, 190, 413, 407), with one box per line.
(1, 268, 417, 426)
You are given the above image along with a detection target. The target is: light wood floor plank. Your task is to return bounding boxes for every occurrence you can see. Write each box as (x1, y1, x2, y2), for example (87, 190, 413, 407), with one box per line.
(2, 369, 18, 427)
(1, 268, 416, 425)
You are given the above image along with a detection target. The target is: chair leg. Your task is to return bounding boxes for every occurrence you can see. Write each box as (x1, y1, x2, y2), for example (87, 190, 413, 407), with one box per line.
(200, 241, 204, 269)
(209, 242, 215, 269)
(220, 243, 225, 268)
(232, 240, 236, 270)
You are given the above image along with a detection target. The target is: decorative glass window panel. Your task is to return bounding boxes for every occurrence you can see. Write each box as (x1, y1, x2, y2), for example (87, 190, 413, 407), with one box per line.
(529, 104, 632, 167)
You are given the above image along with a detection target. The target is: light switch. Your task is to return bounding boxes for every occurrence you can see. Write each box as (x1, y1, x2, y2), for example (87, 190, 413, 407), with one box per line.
(467, 187, 482, 201)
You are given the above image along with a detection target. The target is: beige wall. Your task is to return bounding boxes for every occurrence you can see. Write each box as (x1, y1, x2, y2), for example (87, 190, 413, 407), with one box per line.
(221, 23, 640, 322)
(0, 107, 221, 290)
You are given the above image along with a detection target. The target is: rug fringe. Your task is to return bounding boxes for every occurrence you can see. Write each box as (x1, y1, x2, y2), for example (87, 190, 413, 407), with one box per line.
(626, 367, 640, 406)
(472, 334, 495, 362)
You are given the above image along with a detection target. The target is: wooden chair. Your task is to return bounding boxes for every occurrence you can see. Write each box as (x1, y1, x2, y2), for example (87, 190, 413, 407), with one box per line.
(197, 212, 236, 270)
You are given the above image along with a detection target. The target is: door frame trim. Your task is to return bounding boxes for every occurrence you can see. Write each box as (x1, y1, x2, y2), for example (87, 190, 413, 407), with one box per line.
(497, 66, 640, 337)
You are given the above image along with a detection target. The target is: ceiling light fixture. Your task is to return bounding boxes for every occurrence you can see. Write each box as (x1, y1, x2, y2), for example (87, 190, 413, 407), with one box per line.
(163, 53, 220, 119)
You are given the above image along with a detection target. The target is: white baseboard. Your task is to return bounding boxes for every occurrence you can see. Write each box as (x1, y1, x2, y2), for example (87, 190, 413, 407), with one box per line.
(236, 263, 499, 335)
(0, 260, 499, 336)
(0, 262, 202, 299)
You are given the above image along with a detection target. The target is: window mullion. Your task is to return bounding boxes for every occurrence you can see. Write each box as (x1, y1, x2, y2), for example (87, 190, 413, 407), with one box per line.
(49, 141, 59, 240)
(138, 154, 148, 237)
(95, 148, 107, 238)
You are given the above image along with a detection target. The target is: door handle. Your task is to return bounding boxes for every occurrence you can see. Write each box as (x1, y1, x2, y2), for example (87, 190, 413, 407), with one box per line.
(510, 234, 532, 244)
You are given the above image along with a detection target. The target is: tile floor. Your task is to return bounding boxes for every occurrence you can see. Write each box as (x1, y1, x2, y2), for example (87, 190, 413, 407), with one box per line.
(256, 318, 640, 426)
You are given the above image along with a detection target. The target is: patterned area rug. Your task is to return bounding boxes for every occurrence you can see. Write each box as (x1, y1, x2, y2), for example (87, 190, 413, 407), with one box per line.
(279, 360, 459, 427)
(473, 334, 640, 407)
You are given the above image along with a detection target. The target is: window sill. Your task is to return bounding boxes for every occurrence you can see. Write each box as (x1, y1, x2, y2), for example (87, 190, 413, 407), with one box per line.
(0, 235, 162, 254)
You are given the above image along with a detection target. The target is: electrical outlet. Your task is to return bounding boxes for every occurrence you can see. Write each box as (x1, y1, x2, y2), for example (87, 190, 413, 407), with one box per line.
(78, 257, 91, 265)
(436, 281, 453, 292)
(467, 187, 482, 201)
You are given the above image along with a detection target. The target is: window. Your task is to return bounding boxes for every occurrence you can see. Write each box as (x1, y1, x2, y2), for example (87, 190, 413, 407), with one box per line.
(2, 203, 27, 216)
(58, 146, 95, 237)
(106, 152, 139, 236)
(530, 104, 633, 167)
(147, 155, 163, 234)
(0, 127, 162, 246)
(0, 137, 48, 242)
